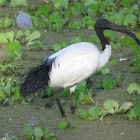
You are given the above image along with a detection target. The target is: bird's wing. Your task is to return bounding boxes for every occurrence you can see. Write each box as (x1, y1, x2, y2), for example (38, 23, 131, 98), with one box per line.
(49, 42, 100, 88)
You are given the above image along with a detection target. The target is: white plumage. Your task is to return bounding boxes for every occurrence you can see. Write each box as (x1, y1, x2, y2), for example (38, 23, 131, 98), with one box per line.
(20, 18, 140, 117)
(48, 42, 111, 89)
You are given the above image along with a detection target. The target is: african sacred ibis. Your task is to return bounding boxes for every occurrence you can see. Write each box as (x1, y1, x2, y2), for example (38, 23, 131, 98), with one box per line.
(20, 18, 140, 117)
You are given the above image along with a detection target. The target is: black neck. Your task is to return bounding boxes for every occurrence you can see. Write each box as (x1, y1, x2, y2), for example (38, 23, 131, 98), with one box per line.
(95, 18, 140, 51)
(95, 27, 109, 51)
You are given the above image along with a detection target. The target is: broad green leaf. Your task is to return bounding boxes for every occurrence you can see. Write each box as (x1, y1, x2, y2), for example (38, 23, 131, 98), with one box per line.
(71, 36, 82, 44)
(101, 77, 116, 90)
(71, 6, 81, 16)
(123, 14, 137, 28)
(0, 87, 6, 100)
(60, 0, 68, 9)
(24, 125, 33, 139)
(35, 5, 50, 16)
(7, 40, 22, 58)
(4, 31, 14, 42)
(134, 102, 140, 117)
(61, 40, 69, 48)
(0, 33, 8, 43)
(122, 0, 132, 7)
(68, 21, 83, 29)
(76, 108, 89, 120)
(81, 94, 93, 105)
(115, 12, 123, 25)
(111, 59, 118, 64)
(34, 126, 44, 139)
(103, 99, 119, 114)
(26, 30, 41, 42)
(127, 83, 140, 94)
(118, 102, 133, 113)
(88, 105, 101, 119)
(52, 43, 61, 51)
(133, 58, 140, 67)
(101, 67, 110, 75)
(10, 0, 28, 7)
(82, 0, 97, 6)
(58, 121, 70, 129)
(127, 108, 137, 120)
(15, 30, 24, 39)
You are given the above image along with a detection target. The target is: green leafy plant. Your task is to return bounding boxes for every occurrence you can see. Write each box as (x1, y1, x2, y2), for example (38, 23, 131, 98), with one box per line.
(7, 40, 22, 60)
(130, 58, 140, 73)
(0, 77, 21, 105)
(76, 104, 102, 120)
(35, 5, 51, 16)
(24, 125, 58, 140)
(10, 0, 28, 7)
(121, 34, 140, 56)
(52, 40, 69, 51)
(0, 31, 14, 43)
(101, 99, 133, 119)
(49, 12, 67, 31)
(0, 31, 22, 59)
(71, 2, 85, 17)
(73, 81, 94, 105)
(0, 0, 8, 6)
(0, 15, 15, 28)
(127, 102, 140, 120)
(0, 61, 18, 75)
(127, 83, 140, 94)
(97, 76, 116, 90)
(58, 121, 74, 130)
(68, 21, 83, 30)
(51, 0, 69, 9)
(59, 121, 70, 129)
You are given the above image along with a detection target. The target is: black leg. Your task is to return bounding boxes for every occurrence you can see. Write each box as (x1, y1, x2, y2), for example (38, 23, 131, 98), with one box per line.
(70, 92, 75, 114)
(54, 88, 66, 117)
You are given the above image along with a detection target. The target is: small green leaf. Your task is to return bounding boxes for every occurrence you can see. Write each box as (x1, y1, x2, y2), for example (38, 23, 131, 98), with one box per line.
(127, 108, 137, 120)
(61, 40, 69, 48)
(34, 126, 44, 139)
(35, 5, 50, 16)
(134, 102, 140, 117)
(101, 67, 110, 75)
(15, 30, 24, 39)
(118, 102, 133, 113)
(0, 33, 8, 43)
(52, 43, 61, 51)
(26, 30, 41, 42)
(111, 59, 118, 64)
(71, 36, 82, 44)
(10, 0, 28, 7)
(81, 94, 93, 105)
(7, 40, 22, 58)
(127, 83, 140, 94)
(103, 99, 119, 114)
(59, 121, 70, 129)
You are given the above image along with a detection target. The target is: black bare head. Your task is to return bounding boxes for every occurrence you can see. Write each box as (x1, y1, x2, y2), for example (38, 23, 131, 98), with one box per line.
(95, 18, 140, 50)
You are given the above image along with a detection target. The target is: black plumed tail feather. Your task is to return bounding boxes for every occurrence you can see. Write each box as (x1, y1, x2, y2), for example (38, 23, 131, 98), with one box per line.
(20, 57, 55, 97)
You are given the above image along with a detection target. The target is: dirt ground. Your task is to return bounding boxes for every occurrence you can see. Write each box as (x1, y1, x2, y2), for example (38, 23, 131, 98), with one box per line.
(0, 0, 140, 140)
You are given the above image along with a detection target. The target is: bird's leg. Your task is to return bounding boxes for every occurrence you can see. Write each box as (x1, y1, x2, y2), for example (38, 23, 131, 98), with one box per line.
(54, 88, 66, 117)
(70, 92, 75, 114)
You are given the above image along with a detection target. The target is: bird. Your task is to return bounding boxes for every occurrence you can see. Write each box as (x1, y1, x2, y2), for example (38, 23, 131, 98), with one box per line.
(16, 11, 33, 31)
(20, 18, 140, 117)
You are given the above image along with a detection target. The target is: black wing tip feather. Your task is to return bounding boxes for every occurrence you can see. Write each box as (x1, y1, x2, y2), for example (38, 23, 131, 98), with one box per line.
(20, 58, 55, 97)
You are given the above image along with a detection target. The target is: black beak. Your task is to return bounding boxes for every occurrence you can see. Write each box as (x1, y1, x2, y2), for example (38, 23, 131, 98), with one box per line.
(95, 18, 140, 45)
(109, 23, 140, 45)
